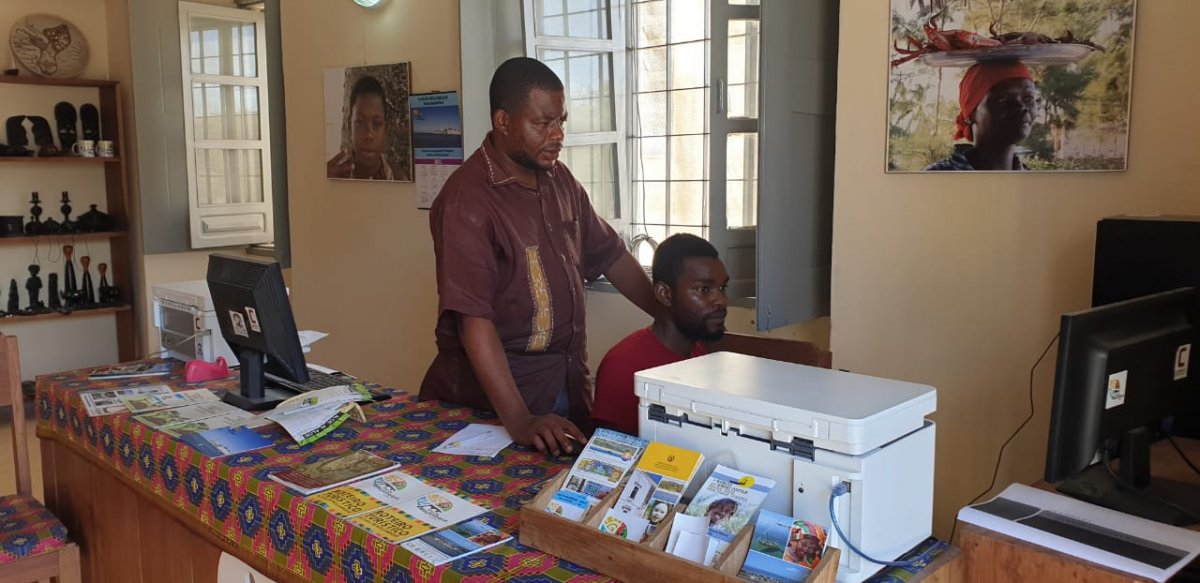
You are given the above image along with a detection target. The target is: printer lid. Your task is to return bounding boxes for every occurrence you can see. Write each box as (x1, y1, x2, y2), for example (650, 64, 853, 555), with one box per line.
(634, 352, 936, 456)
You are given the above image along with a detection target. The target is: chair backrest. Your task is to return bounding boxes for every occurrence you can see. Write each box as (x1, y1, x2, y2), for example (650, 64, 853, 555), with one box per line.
(0, 334, 31, 497)
(703, 332, 833, 369)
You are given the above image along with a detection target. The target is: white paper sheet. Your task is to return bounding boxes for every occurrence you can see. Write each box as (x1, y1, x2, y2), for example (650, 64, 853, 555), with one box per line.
(431, 424, 513, 458)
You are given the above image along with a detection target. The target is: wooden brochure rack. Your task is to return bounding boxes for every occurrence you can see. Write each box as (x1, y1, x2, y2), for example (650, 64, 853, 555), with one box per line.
(520, 470, 840, 583)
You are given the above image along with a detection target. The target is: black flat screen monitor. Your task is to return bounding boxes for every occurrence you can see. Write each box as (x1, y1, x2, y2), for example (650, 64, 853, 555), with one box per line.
(206, 254, 309, 410)
(1044, 287, 1200, 525)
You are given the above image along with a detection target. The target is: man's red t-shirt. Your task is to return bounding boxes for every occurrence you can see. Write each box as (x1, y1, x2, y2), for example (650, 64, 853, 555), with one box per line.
(592, 327, 705, 436)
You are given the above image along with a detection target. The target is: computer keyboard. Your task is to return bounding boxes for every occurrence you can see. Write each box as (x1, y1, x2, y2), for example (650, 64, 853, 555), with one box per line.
(266, 369, 355, 393)
(1017, 511, 1187, 569)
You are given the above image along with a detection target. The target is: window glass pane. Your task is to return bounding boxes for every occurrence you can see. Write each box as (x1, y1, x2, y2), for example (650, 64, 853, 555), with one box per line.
(560, 144, 618, 220)
(636, 0, 666, 47)
(669, 134, 705, 181)
(634, 92, 667, 137)
(636, 136, 667, 181)
(636, 47, 667, 93)
(668, 88, 705, 135)
(192, 83, 261, 140)
(536, 0, 610, 39)
(195, 148, 264, 206)
(668, 0, 706, 43)
(539, 49, 614, 133)
(669, 180, 705, 226)
(727, 19, 760, 118)
(726, 132, 758, 228)
(188, 16, 258, 77)
(668, 41, 705, 90)
(636, 181, 667, 225)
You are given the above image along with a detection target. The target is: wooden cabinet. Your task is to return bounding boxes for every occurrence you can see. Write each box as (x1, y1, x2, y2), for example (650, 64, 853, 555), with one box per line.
(0, 75, 136, 361)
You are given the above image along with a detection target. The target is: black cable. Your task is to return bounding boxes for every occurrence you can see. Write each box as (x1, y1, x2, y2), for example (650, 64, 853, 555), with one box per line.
(949, 332, 1059, 544)
(1100, 450, 1200, 523)
(1166, 435, 1200, 477)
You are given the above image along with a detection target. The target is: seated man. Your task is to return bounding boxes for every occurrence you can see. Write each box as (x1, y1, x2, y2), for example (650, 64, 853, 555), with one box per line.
(592, 234, 729, 435)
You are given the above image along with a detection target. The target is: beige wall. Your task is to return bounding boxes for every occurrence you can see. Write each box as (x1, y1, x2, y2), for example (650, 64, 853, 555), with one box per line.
(832, 1, 1200, 537)
(280, 1, 457, 389)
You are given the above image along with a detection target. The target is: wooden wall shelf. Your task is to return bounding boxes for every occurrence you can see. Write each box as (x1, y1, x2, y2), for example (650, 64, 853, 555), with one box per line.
(1, 77, 137, 360)
(0, 232, 126, 246)
(2, 305, 131, 323)
(0, 157, 121, 164)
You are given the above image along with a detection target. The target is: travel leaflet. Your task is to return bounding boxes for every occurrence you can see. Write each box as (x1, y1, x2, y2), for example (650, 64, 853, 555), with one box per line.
(609, 442, 704, 539)
(737, 509, 829, 583)
(308, 470, 487, 544)
(551, 428, 649, 518)
(401, 518, 512, 566)
(682, 465, 776, 566)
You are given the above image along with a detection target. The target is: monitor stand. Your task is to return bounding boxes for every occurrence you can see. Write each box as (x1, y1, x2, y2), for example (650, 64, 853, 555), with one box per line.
(1057, 429, 1200, 526)
(221, 347, 295, 411)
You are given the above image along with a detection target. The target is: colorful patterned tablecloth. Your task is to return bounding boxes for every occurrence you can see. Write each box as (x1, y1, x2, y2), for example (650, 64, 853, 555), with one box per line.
(36, 361, 612, 583)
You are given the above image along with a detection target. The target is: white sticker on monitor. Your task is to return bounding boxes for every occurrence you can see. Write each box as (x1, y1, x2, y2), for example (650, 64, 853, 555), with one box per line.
(229, 310, 249, 337)
(1105, 370, 1128, 409)
(245, 307, 261, 333)
(1175, 344, 1191, 381)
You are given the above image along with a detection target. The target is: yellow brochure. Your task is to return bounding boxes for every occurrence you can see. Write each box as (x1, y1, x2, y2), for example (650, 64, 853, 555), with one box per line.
(351, 506, 434, 544)
(308, 486, 385, 517)
(636, 442, 704, 482)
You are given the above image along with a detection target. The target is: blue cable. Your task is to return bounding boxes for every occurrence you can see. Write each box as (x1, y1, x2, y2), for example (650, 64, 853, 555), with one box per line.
(828, 482, 919, 568)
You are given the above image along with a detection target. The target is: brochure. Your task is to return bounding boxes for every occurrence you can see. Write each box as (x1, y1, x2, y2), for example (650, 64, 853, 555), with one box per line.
(134, 401, 248, 431)
(121, 389, 220, 414)
(737, 510, 828, 583)
(159, 412, 269, 438)
(313, 470, 485, 523)
(431, 424, 513, 458)
(550, 428, 648, 519)
(309, 469, 488, 544)
(180, 426, 274, 458)
(682, 465, 776, 566)
(79, 385, 173, 417)
(402, 518, 512, 566)
(262, 383, 373, 445)
(89, 362, 173, 380)
(268, 450, 399, 495)
(611, 441, 704, 540)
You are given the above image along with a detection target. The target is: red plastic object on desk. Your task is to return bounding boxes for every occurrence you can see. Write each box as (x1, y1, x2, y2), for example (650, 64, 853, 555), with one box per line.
(185, 357, 230, 383)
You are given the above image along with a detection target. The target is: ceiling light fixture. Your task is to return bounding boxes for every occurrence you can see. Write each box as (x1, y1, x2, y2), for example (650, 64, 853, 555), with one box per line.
(353, 0, 383, 7)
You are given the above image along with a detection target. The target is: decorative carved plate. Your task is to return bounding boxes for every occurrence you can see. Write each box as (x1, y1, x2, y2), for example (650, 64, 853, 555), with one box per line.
(9, 14, 90, 78)
(921, 43, 1099, 67)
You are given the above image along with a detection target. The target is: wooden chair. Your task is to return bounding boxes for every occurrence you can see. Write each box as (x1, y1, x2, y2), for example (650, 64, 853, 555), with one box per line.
(704, 331, 833, 369)
(0, 334, 81, 583)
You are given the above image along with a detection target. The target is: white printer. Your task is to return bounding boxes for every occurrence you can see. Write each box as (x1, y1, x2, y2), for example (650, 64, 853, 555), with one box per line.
(635, 352, 936, 583)
(152, 280, 236, 363)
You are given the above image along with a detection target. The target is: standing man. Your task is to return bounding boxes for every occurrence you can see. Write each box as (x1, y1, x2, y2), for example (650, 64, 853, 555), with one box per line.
(421, 57, 656, 455)
(591, 234, 729, 435)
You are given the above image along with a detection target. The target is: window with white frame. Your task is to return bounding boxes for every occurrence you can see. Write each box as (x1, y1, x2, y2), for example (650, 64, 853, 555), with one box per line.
(518, 0, 834, 328)
(179, 1, 274, 249)
(524, 0, 760, 272)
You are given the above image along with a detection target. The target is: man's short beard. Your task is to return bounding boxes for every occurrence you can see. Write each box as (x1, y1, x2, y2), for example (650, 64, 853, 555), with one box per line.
(512, 151, 545, 171)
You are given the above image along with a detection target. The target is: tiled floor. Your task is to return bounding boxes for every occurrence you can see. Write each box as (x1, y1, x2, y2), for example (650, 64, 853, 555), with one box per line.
(0, 402, 45, 501)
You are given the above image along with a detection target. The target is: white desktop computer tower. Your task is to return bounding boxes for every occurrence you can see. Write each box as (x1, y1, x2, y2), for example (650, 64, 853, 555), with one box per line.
(152, 280, 236, 363)
(635, 352, 937, 583)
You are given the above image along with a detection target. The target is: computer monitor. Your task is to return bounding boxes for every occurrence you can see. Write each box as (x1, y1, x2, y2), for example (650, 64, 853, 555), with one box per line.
(1044, 287, 1200, 525)
(206, 254, 309, 410)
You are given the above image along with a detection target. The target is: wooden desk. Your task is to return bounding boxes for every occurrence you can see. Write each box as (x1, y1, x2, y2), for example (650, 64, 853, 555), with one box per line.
(957, 439, 1200, 582)
(35, 362, 606, 582)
